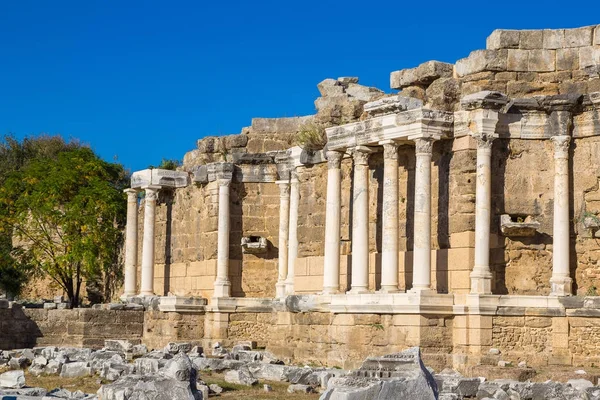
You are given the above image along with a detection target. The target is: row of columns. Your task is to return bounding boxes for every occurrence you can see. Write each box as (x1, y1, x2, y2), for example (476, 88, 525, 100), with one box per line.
(121, 124, 573, 298)
(321, 131, 573, 296)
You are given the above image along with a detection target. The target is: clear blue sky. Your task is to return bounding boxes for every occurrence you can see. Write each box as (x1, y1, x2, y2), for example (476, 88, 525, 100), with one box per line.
(0, 1, 597, 172)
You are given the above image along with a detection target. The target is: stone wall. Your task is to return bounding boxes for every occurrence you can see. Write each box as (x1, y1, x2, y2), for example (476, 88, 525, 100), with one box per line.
(0, 303, 143, 350)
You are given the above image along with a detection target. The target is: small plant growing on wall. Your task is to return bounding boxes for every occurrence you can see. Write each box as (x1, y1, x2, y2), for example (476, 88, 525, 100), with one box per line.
(586, 285, 598, 297)
(296, 121, 327, 151)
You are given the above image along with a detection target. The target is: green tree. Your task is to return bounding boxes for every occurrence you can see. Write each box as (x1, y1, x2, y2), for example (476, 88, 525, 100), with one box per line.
(0, 146, 128, 306)
(0, 134, 80, 297)
(151, 158, 181, 171)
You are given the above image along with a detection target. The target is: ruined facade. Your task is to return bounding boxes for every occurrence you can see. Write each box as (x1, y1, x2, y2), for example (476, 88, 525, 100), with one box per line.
(116, 25, 600, 370)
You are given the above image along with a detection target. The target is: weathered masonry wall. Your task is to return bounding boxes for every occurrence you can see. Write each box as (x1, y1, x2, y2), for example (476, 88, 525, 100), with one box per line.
(0, 303, 143, 350)
(6, 303, 600, 371)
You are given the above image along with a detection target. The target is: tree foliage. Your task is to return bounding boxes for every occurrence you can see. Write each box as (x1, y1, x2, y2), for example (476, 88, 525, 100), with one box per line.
(0, 136, 128, 306)
(151, 158, 181, 171)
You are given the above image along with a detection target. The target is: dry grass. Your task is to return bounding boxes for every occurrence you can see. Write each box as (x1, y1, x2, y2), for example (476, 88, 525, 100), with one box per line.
(24, 372, 102, 394)
(20, 370, 321, 399)
(201, 371, 321, 399)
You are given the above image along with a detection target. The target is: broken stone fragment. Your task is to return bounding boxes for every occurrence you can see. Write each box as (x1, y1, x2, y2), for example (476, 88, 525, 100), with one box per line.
(391, 61, 454, 89)
(60, 361, 92, 378)
(224, 366, 258, 386)
(0, 370, 25, 389)
(287, 383, 315, 394)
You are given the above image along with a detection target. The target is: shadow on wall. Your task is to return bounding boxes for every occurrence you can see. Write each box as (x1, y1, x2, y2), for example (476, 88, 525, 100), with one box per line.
(163, 191, 174, 296)
(435, 141, 452, 293)
(0, 306, 43, 350)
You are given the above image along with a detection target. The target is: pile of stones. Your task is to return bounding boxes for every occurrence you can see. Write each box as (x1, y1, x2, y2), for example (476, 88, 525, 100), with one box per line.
(2, 343, 600, 399)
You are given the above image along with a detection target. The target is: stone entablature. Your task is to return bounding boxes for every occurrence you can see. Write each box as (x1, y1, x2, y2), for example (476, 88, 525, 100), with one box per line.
(131, 168, 190, 189)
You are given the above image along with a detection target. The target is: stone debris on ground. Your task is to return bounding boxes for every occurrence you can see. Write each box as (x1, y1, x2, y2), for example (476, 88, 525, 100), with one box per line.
(1, 343, 600, 399)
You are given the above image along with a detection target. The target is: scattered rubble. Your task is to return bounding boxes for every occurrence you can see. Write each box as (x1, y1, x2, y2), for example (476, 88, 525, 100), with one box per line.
(3, 343, 600, 399)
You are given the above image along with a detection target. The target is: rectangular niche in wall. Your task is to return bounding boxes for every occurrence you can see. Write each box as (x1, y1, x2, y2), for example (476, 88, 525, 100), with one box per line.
(241, 236, 268, 254)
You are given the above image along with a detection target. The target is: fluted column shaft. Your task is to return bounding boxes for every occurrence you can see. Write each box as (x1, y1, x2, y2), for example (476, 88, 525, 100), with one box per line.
(550, 134, 572, 296)
(380, 141, 400, 293)
(213, 179, 232, 298)
(470, 133, 496, 294)
(349, 146, 372, 293)
(323, 151, 344, 294)
(276, 180, 291, 298)
(123, 189, 139, 298)
(411, 138, 435, 292)
(140, 186, 159, 296)
(286, 171, 300, 295)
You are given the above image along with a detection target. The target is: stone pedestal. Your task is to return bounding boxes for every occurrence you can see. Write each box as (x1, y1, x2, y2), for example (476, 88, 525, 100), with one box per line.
(470, 133, 496, 294)
(349, 146, 372, 294)
(276, 180, 290, 298)
(323, 151, 344, 294)
(550, 135, 572, 296)
(122, 189, 139, 298)
(140, 186, 160, 296)
(411, 138, 435, 292)
(286, 171, 300, 295)
(213, 179, 232, 298)
(380, 141, 400, 293)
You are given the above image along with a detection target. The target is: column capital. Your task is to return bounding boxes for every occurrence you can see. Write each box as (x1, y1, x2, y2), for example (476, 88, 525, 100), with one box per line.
(351, 146, 373, 166)
(142, 185, 161, 201)
(326, 151, 344, 169)
(551, 135, 571, 158)
(217, 178, 232, 187)
(124, 188, 138, 201)
(276, 180, 291, 197)
(413, 137, 436, 155)
(471, 132, 498, 150)
(380, 140, 399, 160)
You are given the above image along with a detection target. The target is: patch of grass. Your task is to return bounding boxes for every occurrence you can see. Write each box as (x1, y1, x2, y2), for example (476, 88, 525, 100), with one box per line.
(296, 121, 327, 151)
(202, 372, 320, 399)
(24, 372, 102, 394)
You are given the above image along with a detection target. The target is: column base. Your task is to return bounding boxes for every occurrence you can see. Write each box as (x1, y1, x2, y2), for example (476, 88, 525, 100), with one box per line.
(275, 281, 287, 298)
(408, 286, 434, 294)
(347, 286, 369, 294)
(379, 285, 401, 293)
(550, 276, 573, 296)
(120, 292, 137, 301)
(285, 281, 295, 296)
(470, 268, 492, 295)
(139, 291, 155, 297)
(213, 280, 231, 298)
(322, 286, 340, 295)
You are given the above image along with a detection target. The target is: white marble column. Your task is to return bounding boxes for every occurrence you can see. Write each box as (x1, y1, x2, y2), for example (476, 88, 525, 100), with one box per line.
(140, 186, 159, 296)
(470, 133, 496, 294)
(380, 141, 400, 293)
(349, 146, 372, 294)
(550, 134, 572, 296)
(213, 178, 232, 298)
(123, 189, 139, 298)
(276, 180, 291, 298)
(411, 138, 435, 292)
(285, 171, 300, 295)
(322, 151, 344, 294)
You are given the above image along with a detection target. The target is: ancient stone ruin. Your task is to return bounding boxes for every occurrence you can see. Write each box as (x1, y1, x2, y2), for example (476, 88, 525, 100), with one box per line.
(4, 23, 600, 399)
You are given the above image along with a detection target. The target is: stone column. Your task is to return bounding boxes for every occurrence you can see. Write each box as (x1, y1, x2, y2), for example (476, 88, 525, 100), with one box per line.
(349, 146, 372, 294)
(275, 180, 290, 298)
(411, 138, 435, 292)
(140, 186, 160, 296)
(285, 171, 300, 295)
(214, 178, 232, 298)
(470, 133, 496, 294)
(380, 141, 400, 293)
(322, 151, 344, 294)
(550, 134, 572, 296)
(123, 189, 139, 298)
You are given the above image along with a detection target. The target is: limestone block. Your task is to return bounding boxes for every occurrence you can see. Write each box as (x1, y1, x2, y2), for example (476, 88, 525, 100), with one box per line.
(131, 169, 189, 189)
(507, 49, 529, 71)
(520, 30, 543, 49)
(565, 26, 594, 47)
(543, 29, 566, 49)
(556, 48, 580, 70)
(0, 370, 25, 389)
(251, 116, 313, 134)
(579, 46, 600, 68)
(456, 50, 508, 77)
(390, 61, 454, 89)
(528, 50, 556, 72)
(487, 30, 520, 50)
